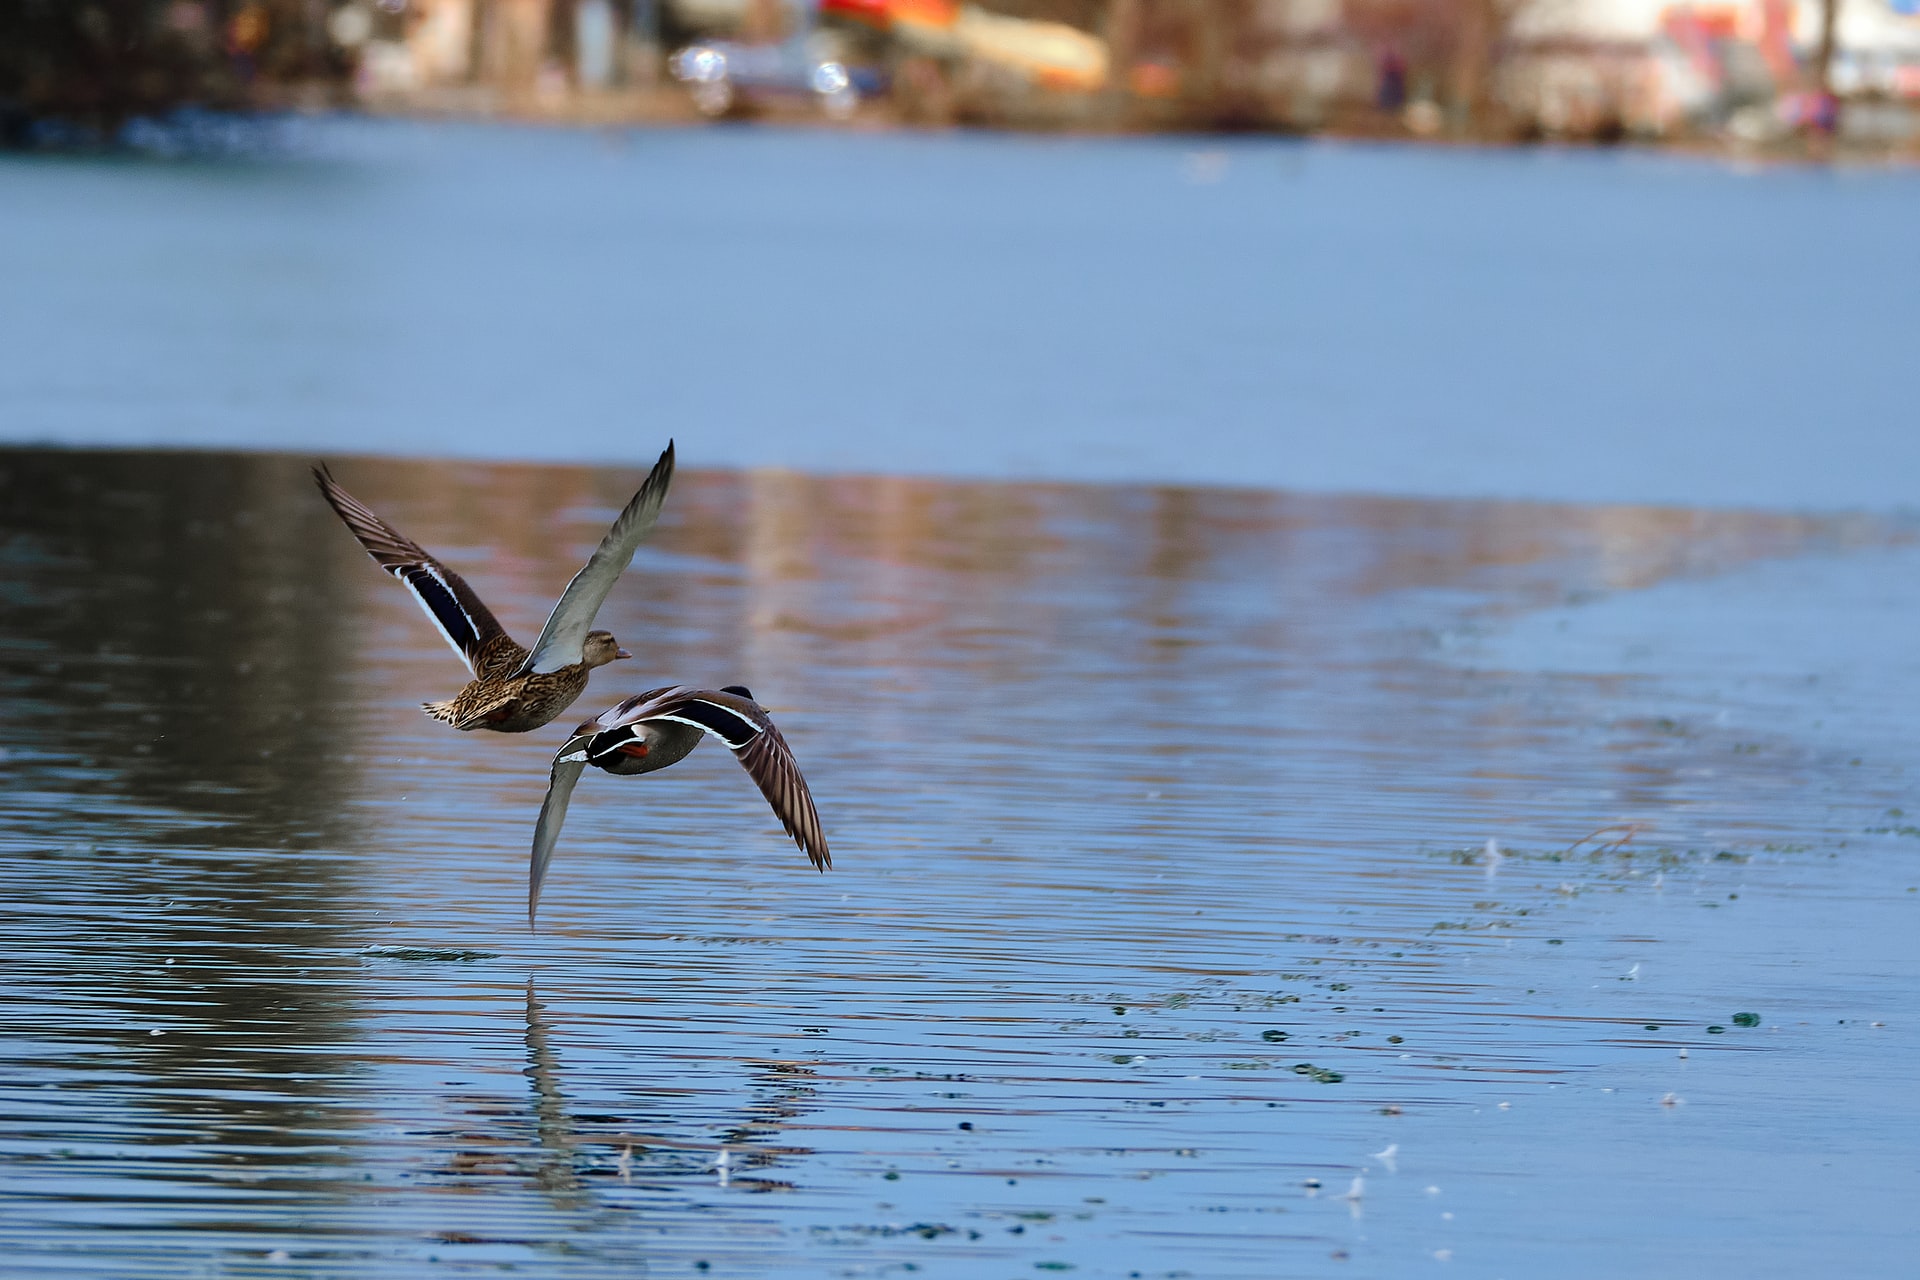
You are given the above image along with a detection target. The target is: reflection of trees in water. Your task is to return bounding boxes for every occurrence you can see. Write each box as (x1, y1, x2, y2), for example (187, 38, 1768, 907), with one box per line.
(0, 449, 362, 844)
(0, 448, 372, 1174)
(664, 467, 1884, 850)
(0, 446, 1875, 1224)
(446, 459, 1883, 861)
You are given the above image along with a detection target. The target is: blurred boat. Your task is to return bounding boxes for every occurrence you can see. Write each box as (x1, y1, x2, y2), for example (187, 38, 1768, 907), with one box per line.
(822, 0, 1108, 91)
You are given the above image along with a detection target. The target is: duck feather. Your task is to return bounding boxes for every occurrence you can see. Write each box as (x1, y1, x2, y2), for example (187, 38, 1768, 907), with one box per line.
(312, 465, 506, 674)
(516, 442, 676, 676)
(526, 685, 829, 927)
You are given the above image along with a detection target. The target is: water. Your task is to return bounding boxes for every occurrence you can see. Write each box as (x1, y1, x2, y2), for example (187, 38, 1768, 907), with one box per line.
(1, 448, 1916, 1278)
(2, 123, 1918, 1276)
(3, 120, 1919, 508)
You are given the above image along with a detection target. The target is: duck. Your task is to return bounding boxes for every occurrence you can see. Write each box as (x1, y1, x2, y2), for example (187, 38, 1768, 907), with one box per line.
(314, 442, 675, 733)
(528, 684, 830, 926)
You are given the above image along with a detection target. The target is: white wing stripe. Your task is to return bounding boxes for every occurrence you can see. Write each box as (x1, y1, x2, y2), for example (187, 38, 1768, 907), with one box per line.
(394, 563, 480, 674)
(652, 708, 762, 750)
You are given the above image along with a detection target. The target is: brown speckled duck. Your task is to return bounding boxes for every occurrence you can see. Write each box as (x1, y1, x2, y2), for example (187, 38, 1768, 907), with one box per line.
(528, 684, 830, 926)
(314, 443, 675, 733)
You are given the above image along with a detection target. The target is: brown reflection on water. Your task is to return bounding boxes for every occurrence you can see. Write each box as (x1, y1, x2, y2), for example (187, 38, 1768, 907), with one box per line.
(623, 469, 1865, 856)
(0, 446, 1900, 1276)
(0, 451, 362, 843)
(0, 450, 379, 1179)
(366, 457, 1873, 876)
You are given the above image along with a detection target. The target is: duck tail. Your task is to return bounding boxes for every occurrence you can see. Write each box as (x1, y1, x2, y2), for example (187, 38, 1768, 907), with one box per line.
(422, 699, 461, 725)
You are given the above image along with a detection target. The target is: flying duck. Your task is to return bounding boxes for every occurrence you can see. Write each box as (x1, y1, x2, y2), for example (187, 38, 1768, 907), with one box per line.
(528, 684, 830, 926)
(314, 442, 675, 732)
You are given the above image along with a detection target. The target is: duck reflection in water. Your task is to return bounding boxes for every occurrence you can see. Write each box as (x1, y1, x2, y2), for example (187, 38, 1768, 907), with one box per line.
(312, 442, 675, 732)
(528, 685, 831, 927)
(511, 981, 821, 1206)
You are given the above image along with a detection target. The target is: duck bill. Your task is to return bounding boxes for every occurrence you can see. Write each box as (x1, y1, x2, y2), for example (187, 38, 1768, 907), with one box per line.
(614, 647, 632, 660)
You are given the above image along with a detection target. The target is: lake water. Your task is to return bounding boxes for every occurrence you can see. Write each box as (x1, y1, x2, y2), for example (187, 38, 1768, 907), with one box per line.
(2, 449, 1916, 1278)
(2, 119, 1919, 508)
(0, 123, 1917, 1278)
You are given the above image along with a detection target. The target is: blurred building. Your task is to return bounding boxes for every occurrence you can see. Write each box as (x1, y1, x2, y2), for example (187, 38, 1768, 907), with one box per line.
(1505, 0, 1920, 140)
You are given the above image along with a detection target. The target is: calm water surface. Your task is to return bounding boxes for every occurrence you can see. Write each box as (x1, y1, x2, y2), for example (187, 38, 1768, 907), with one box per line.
(3, 120, 1919, 507)
(1, 449, 1915, 1278)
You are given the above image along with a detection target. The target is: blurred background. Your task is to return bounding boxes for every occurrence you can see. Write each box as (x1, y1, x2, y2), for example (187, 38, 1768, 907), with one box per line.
(6, 0, 1920, 153)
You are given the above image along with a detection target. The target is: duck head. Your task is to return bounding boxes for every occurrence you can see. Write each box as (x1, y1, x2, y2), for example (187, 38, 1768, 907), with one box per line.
(582, 630, 632, 667)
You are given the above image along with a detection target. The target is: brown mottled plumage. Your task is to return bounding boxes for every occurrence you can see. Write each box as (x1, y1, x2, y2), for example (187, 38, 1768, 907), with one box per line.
(314, 443, 675, 733)
(418, 630, 626, 733)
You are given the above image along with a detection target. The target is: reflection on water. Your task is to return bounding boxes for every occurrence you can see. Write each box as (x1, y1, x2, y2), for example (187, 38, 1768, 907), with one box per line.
(0, 448, 1914, 1277)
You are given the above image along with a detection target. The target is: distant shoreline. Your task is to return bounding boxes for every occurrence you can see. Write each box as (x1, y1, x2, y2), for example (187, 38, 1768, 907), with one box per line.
(339, 97, 1917, 170)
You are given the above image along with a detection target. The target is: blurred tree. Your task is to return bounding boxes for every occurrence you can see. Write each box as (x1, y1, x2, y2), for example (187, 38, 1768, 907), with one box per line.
(0, 1, 237, 141)
(1801, 0, 1842, 148)
(0, 0, 341, 145)
(1345, 0, 1530, 134)
(1446, 0, 1536, 132)
(1100, 0, 1276, 127)
(1812, 0, 1840, 89)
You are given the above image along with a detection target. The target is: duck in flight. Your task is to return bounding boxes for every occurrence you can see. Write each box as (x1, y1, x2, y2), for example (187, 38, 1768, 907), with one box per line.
(314, 442, 675, 732)
(528, 685, 830, 926)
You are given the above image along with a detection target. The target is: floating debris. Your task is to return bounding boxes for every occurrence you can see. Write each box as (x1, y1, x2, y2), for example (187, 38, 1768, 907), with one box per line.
(1732, 1012, 1761, 1027)
(359, 946, 498, 962)
(1371, 1143, 1399, 1173)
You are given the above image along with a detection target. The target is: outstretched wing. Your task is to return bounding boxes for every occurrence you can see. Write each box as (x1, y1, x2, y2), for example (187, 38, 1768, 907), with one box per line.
(313, 466, 507, 674)
(641, 689, 831, 871)
(528, 750, 589, 929)
(516, 442, 676, 676)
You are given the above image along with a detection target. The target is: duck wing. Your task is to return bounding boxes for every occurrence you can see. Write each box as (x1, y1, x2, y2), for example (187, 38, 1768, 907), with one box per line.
(313, 466, 507, 675)
(527, 751, 588, 929)
(515, 442, 675, 676)
(624, 688, 831, 872)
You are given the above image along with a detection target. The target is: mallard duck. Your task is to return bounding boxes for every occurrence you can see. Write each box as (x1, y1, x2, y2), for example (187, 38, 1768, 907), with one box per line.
(528, 684, 830, 926)
(314, 443, 675, 733)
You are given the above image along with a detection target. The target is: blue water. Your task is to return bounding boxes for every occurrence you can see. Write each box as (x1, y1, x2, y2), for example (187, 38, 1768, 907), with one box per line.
(2, 120, 1918, 508)
(0, 124, 1916, 1278)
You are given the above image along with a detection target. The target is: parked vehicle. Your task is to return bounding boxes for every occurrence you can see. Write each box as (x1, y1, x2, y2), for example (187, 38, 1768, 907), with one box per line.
(670, 35, 865, 118)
